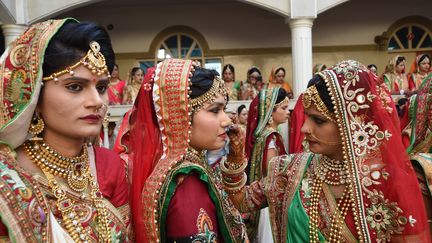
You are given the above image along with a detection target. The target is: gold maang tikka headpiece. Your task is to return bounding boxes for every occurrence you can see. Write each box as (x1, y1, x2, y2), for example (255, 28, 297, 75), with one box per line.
(189, 76, 228, 114)
(303, 85, 336, 123)
(42, 41, 111, 82)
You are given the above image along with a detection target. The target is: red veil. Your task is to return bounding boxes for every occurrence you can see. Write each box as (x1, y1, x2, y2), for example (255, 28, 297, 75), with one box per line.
(320, 61, 430, 241)
(245, 96, 259, 159)
(288, 93, 306, 153)
(128, 60, 193, 242)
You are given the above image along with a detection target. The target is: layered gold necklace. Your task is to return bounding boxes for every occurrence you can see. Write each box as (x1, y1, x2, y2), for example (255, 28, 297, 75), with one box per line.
(315, 155, 350, 186)
(24, 140, 112, 243)
(309, 155, 353, 243)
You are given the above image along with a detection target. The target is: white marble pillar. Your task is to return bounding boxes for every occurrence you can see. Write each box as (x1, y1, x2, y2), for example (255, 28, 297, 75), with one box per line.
(2, 24, 27, 47)
(289, 18, 314, 98)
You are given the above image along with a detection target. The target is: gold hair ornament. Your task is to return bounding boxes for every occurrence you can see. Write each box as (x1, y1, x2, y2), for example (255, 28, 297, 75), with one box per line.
(42, 41, 111, 82)
(189, 76, 228, 113)
(303, 85, 336, 123)
(274, 96, 289, 109)
(225, 65, 233, 73)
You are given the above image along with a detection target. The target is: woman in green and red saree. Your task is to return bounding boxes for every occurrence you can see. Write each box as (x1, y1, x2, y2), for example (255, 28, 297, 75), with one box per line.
(244, 87, 289, 241)
(222, 60, 430, 242)
(128, 59, 248, 242)
(382, 55, 414, 95)
(402, 73, 432, 233)
(0, 19, 129, 242)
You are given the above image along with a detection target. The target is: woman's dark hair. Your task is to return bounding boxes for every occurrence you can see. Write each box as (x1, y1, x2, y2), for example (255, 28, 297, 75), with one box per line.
(237, 104, 246, 115)
(396, 56, 406, 66)
(275, 67, 286, 76)
(42, 21, 115, 78)
(222, 64, 235, 74)
(189, 68, 220, 99)
(247, 67, 261, 76)
(307, 75, 334, 113)
(276, 88, 288, 104)
(130, 67, 144, 77)
(367, 64, 377, 70)
(418, 54, 431, 65)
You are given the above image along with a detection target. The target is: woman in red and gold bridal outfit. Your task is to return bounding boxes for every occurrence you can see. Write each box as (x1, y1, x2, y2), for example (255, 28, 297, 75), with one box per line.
(128, 58, 249, 242)
(222, 60, 430, 242)
(0, 19, 129, 242)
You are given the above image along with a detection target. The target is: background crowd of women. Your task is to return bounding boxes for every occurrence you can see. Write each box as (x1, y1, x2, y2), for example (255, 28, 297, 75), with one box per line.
(0, 17, 430, 243)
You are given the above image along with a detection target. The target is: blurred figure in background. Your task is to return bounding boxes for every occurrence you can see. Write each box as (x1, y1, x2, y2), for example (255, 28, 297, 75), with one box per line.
(222, 64, 242, 100)
(408, 53, 431, 90)
(123, 67, 144, 104)
(268, 67, 294, 99)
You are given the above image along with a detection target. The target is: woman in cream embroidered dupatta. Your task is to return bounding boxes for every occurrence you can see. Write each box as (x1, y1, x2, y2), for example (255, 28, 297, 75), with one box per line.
(0, 19, 129, 242)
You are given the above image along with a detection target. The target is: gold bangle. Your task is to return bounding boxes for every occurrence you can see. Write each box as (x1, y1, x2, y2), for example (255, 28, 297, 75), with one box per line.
(220, 158, 247, 175)
(224, 175, 247, 194)
(223, 172, 247, 187)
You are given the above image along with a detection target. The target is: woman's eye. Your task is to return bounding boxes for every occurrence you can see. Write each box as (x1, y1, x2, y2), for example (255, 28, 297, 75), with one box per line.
(97, 84, 108, 94)
(66, 83, 83, 92)
(313, 117, 326, 125)
(210, 108, 220, 114)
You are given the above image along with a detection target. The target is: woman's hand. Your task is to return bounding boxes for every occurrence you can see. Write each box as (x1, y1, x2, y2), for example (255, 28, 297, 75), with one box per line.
(227, 124, 246, 165)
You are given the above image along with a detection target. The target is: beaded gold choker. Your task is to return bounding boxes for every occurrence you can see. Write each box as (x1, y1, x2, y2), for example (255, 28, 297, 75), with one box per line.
(24, 140, 90, 192)
(303, 85, 336, 123)
(189, 76, 227, 113)
(315, 155, 351, 185)
(42, 41, 111, 82)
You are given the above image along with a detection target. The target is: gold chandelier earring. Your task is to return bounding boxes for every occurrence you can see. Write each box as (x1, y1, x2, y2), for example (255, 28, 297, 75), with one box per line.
(28, 113, 45, 141)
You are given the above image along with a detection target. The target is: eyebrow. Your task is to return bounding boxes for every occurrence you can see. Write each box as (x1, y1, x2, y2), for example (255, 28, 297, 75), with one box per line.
(304, 111, 326, 119)
(62, 76, 110, 84)
(208, 101, 227, 109)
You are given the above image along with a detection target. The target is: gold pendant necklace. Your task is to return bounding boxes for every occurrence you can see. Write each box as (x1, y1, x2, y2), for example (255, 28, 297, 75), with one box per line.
(25, 139, 112, 242)
(24, 140, 89, 192)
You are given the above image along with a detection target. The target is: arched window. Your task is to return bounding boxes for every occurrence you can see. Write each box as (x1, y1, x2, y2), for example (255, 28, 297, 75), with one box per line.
(140, 26, 222, 74)
(156, 33, 204, 63)
(388, 24, 432, 52)
(377, 17, 432, 53)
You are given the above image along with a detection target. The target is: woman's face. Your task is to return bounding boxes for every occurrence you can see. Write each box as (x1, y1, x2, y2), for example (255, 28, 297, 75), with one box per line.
(111, 65, 119, 80)
(301, 104, 342, 159)
(272, 101, 290, 125)
(368, 66, 377, 75)
(223, 69, 234, 82)
(419, 57, 431, 73)
(248, 71, 260, 85)
(38, 65, 108, 142)
(275, 70, 285, 84)
(238, 108, 248, 125)
(132, 69, 144, 83)
(395, 60, 405, 74)
(189, 95, 231, 151)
